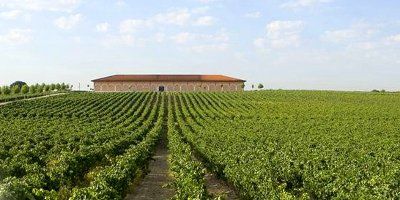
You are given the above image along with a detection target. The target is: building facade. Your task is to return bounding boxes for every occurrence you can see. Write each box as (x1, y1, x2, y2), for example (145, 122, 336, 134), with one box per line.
(92, 75, 246, 92)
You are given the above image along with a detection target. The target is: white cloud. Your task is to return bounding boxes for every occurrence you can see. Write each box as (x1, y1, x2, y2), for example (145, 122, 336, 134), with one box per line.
(154, 33, 166, 43)
(322, 24, 376, 44)
(191, 6, 210, 14)
(281, 0, 333, 9)
(119, 19, 151, 33)
(118, 8, 216, 33)
(171, 31, 229, 44)
(255, 20, 304, 49)
(54, 14, 82, 30)
(0, 10, 22, 20)
(116, 0, 126, 7)
(387, 34, 400, 43)
(153, 9, 191, 26)
(197, 0, 219, 3)
(102, 34, 136, 46)
(244, 11, 261, 18)
(171, 32, 193, 44)
(0, 0, 82, 12)
(322, 30, 359, 43)
(171, 31, 229, 52)
(194, 16, 215, 26)
(0, 29, 32, 45)
(96, 22, 109, 32)
(190, 43, 228, 53)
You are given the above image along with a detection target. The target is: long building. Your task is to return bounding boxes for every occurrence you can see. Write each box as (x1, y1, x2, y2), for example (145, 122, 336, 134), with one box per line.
(92, 74, 246, 92)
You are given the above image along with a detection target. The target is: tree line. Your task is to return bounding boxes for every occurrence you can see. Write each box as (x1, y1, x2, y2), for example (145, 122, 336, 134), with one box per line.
(0, 82, 71, 95)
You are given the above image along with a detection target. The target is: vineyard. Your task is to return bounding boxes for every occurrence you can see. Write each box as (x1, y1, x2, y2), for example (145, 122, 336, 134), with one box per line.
(1, 91, 400, 199)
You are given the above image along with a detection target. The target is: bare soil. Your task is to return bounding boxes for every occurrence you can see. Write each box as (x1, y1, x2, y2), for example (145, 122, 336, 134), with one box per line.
(204, 169, 239, 199)
(125, 133, 174, 200)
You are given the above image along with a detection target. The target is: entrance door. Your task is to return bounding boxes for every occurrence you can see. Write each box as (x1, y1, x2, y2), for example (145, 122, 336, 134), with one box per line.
(158, 86, 165, 92)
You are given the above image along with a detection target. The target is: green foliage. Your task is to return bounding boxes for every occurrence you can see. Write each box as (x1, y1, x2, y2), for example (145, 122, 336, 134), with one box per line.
(258, 83, 264, 89)
(44, 85, 50, 92)
(55, 83, 61, 91)
(29, 85, 37, 94)
(10, 81, 26, 89)
(37, 85, 44, 93)
(2, 86, 11, 95)
(50, 84, 56, 91)
(1, 91, 400, 200)
(166, 95, 209, 199)
(12, 85, 20, 94)
(21, 85, 29, 94)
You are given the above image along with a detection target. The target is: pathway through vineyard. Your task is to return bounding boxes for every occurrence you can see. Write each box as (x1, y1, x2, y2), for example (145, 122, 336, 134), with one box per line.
(125, 132, 174, 200)
(126, 128, 238, 199)
(0, 93, 66, 106)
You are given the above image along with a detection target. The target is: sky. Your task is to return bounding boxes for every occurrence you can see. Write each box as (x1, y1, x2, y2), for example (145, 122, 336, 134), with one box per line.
(0, 0, 399, 91)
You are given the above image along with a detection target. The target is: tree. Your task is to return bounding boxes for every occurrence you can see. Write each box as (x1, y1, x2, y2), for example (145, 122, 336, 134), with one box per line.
(2, 86, 11, 95)
(37, 85, 44, 93)
(21, 85, 29, 94)
(44, 85, 50, 92)
(29, 85, 37, 94)
(50, 84, 56, 91)
(12, 85, 21, 94)
(56, 83, 61, 91)
(61, 83, 67, 91)
(258, 83, 264, 90)
(10, 81, 26, 89)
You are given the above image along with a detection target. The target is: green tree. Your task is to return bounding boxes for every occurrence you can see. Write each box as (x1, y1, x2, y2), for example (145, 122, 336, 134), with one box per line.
(56, 83, 61, 91)
(258, 83, 264, 90)
(50, 84, 56, 91)
(61, 83, 67, 91)
(12, 85, 21, 94)
(29, 85, 37, 94)
(21, 85, 29, 94)
(10, 81, 26, 89)
(2, 86, 11, 95)
(44, 85, 50, 92)
(37, 85, 44, 93)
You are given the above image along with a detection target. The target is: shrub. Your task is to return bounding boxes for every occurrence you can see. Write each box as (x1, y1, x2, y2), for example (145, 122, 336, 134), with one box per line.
(258, 83, 264, 90)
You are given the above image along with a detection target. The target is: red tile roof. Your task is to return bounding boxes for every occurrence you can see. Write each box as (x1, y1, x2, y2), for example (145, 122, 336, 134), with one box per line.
(92, 74, 246, 82)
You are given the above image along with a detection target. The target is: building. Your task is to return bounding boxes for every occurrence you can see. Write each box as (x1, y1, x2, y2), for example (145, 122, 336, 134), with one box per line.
(92, 74, 246, 92)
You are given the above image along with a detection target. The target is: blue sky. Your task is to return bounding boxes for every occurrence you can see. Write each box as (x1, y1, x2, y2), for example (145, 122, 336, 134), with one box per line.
(0, 0, 399, 91)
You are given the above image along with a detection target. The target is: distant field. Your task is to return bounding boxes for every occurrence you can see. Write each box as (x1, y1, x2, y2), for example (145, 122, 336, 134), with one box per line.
(0, 92, 55, 103)
(0, 91, 399, 199)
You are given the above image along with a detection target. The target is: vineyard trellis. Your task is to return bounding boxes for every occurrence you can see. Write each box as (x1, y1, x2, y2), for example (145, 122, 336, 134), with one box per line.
(1, 91, 400, 199)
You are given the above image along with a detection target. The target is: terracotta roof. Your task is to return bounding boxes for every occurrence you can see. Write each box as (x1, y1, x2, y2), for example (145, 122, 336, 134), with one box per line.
(92, 74, 246, 82)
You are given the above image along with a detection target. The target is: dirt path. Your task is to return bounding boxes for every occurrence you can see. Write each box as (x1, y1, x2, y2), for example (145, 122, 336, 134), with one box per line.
(0, 93, 66, 106)
(205, 171, 239, 199)
(125, 133, 174, 200)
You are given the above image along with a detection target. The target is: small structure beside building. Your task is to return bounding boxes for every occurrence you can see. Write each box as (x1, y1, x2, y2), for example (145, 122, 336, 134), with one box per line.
(92, 74, 246, 92)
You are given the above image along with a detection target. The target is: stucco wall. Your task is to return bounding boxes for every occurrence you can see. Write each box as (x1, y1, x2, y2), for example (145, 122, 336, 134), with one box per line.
(94, 81, 244, 92)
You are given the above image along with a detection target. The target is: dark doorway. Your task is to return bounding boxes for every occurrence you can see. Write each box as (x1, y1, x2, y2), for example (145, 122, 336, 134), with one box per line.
(159, 86, 165, 92)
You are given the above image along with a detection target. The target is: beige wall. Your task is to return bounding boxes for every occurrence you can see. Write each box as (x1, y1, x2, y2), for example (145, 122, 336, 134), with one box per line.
(94, 81, 244, 92)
